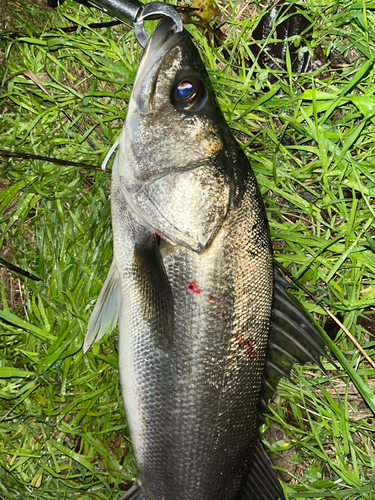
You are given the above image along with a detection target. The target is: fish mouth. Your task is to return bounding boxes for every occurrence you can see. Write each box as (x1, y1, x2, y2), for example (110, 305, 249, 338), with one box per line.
(132, 17, 186, 114)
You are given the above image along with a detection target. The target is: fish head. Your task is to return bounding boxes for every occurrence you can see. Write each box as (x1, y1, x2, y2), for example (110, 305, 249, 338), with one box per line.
(116, 17, 242, 253)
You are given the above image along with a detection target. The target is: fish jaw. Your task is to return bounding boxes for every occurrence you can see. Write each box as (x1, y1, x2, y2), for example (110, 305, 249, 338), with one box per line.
(131, 17, 186, 116)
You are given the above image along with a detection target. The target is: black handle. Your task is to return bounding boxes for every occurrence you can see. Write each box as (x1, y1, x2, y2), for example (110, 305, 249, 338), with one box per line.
(86, 0, 143, 24)
(47, 0, 143, 25)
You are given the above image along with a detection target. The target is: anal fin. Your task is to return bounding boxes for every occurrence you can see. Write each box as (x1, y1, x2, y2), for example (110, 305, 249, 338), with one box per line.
(83, 260, 121, 353)
(119, 481, 144, 500)
(237, 431, 285, 500)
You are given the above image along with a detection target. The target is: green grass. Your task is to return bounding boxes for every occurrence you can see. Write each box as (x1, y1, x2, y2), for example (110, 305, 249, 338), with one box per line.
(1, 0, 375, 498)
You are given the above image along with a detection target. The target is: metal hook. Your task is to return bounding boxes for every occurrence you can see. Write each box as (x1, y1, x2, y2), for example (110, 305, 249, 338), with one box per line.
(134, 2, 183, 47)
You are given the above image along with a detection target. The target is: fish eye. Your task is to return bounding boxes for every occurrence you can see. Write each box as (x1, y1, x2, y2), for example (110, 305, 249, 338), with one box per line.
(176, 81, 194, 100)
(171, 77, 204, 110)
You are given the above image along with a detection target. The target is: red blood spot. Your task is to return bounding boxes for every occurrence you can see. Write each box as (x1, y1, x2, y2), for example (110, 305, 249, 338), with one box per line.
(188, 281, 201, 294)
(244, 339, 257, 360)
(208, 295, 217, 304)
(232, 332, 242, 347)
(232, 333, 257, 360)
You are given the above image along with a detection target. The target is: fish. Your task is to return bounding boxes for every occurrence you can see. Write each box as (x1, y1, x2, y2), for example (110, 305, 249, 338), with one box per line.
(83, 17, 327, 500)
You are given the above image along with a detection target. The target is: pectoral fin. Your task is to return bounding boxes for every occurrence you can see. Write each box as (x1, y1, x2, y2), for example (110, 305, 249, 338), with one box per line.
(259, 274, 328, 415)
(132, 235, 174, 350)
(83, 261, 122, 353)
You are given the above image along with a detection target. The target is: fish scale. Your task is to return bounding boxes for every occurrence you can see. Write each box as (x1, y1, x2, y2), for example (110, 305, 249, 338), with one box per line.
(84, 16, 329, 500)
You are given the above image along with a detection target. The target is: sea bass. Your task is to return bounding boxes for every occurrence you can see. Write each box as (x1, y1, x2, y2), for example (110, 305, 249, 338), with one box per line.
(84, 17, 326, 500)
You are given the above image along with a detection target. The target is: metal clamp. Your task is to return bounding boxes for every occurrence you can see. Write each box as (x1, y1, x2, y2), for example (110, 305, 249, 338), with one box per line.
(134, 2, 183, 47)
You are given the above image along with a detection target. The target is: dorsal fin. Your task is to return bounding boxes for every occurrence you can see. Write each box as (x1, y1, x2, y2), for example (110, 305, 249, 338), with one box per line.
(260, 274, 327, 416)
